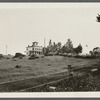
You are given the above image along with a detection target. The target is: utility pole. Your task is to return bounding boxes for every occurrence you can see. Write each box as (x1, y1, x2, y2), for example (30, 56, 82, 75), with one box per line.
(44, 38, 46, 54)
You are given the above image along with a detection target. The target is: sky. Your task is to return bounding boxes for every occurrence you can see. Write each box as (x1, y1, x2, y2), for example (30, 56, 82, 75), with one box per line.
(0, 3, 100, 55)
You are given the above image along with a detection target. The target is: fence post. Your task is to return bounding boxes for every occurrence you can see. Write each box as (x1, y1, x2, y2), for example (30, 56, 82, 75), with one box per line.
(68, 65, 72, 76)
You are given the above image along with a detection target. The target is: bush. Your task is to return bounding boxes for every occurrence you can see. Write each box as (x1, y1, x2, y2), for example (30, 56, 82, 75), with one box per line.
(28, 54, 39, 60)
(74, 55, 95, 59)
(15, 65, 22, 68)
(13, 53, 25, 58)
(44, 53, 53, 56)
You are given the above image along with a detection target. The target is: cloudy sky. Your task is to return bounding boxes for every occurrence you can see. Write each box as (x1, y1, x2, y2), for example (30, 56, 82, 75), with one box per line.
(0, 3, 100, 55)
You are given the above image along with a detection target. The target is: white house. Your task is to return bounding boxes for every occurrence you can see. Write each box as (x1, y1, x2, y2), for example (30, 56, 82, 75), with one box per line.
(26, 42, 43, 56)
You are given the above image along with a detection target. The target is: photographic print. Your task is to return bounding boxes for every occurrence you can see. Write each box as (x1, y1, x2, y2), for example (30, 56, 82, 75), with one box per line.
(0, 3, 100, 96)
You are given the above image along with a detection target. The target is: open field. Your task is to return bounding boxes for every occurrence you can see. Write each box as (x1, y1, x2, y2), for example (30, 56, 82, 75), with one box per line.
(0, 56, 99, 82)
(0, 55, 99, 91)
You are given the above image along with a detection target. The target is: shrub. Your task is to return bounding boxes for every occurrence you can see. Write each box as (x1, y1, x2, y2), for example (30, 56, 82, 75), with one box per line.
(13, 53, 25, 58)
(28, 54, 39, 60)
(15, 65, 22, 68)
(74, 55, 95, 59)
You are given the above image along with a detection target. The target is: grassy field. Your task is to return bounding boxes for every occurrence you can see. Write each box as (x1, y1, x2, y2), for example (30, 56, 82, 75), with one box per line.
(0, 55, 99, 91)
(0, 55, 99, 83)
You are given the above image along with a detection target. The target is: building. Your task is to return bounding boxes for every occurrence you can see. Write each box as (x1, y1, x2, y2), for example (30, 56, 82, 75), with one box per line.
(26, 42, 43, 56)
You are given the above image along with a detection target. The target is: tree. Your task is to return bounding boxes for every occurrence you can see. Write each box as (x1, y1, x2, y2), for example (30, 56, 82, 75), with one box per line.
(45, 47, 49, 55)
(56, 42, 62, 54)
(74, 44, 82, 54)
(93, 47, 100, 56)
(48, 39, 53, 52)
(49, 39, 52, 47)
(52, 42, 57, 52)
(96, 14, 100, 22)
(65, 38, 73, 53)
(61, 45, 66, 53)
(47, 40, 62, 55)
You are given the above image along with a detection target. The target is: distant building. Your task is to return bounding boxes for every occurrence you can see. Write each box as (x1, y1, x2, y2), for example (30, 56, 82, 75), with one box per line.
(26, 42, 43, 56)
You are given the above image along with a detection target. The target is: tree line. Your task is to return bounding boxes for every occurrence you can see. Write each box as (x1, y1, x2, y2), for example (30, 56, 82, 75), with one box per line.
(43, 38, 82, 56)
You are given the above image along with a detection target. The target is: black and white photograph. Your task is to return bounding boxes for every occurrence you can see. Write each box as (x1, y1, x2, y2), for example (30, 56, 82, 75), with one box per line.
(0, 3, 100, 95)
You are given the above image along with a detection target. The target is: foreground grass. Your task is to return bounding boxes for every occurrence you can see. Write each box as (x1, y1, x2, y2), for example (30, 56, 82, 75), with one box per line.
(0, 71, 70, 92)
(21, 66, 100, 92)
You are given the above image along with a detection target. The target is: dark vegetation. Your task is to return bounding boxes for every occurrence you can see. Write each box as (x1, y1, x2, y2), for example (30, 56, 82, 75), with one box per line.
(15, 65, 22, 68)
(73, 44, 82, 54)
(43, 38, 99, 59)
(28, 54, 39, 60)
(44, 38, 79, 56)
(13, 53, 25, 59)
(74, 55, 96, 59)
(96, 14, 100, 22)
(34, 74, 97, 92)
(22, 65, 100, 92)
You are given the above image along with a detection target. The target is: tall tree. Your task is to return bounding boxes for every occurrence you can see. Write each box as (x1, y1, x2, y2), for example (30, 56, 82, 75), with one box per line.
(56, 42, 62, 54)
(49, 39, 52, 47)
(65, 38, 73, 53)
(48, 39, 53, 52)
(57, 42, 61, 49)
